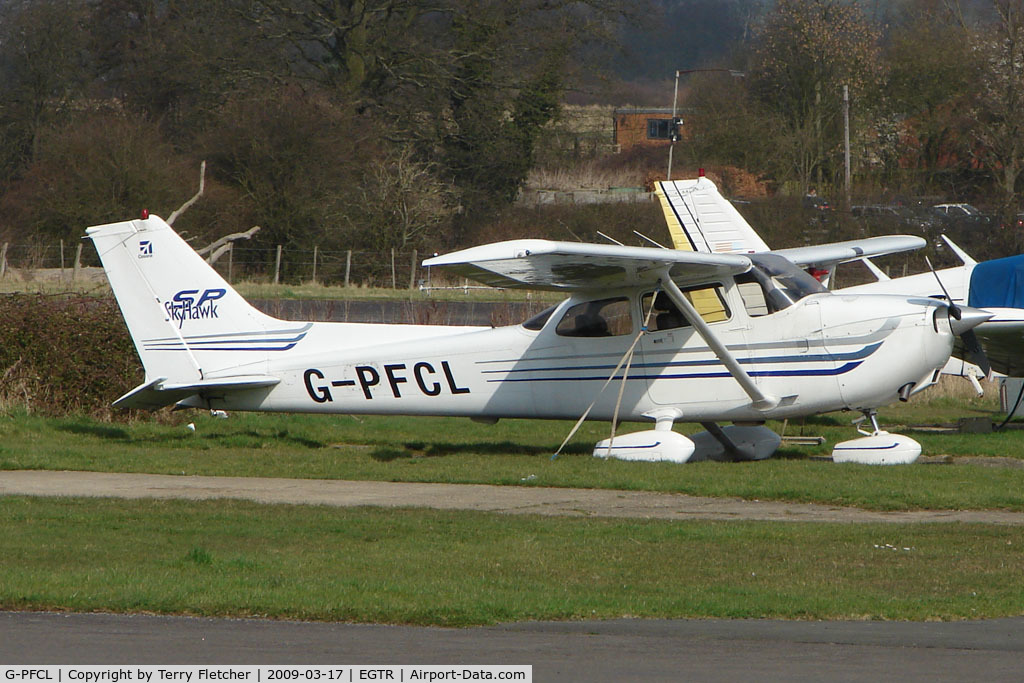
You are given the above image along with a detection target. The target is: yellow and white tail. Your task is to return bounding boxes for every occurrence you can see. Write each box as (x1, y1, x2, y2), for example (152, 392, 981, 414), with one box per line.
(656, 177, 769, 254)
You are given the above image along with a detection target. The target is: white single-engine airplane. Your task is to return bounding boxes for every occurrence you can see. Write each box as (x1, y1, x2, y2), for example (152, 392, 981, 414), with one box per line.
(87, 213, 987, 465)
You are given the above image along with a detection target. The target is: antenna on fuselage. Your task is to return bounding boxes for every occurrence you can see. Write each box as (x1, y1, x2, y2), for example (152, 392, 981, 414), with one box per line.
(595, 231, 624, 246)
(633, 231, 669, 249)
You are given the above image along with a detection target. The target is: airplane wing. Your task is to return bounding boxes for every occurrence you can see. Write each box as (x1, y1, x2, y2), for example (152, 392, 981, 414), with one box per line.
(423, 239, 751, 291)
(426, 239, 778, 411)
(656, 178, 769, 253)
(773, 235, 926, 268)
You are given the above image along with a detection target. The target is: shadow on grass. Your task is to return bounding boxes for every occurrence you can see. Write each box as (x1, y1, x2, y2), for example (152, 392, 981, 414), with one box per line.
(202, 429, 325, 450)
(56, 422, 130, 440)
(369, 440, 591, 461)
(55, 423, 325, 450)
(771, 448, 823, 461)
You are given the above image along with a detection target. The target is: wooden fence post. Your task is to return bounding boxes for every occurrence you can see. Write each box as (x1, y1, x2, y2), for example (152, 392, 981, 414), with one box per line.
(312, 245, 318, 284)
(274, 244, 282, 284)
(72, 243, 83, 282)
(391, 248, 396, 289)
(0, 242, 7, 279)
(227, 243, 234, 283)
(409, 249, 418, 290)
(344, 250, 351, 288)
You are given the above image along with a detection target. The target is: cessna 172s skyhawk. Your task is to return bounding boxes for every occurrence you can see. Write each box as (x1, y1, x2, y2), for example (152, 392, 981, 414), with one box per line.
(87, 214, 988, 464)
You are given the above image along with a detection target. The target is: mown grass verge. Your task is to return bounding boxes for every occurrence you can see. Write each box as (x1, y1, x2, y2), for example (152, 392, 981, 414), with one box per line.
(1, 496, 1022, 624)
(3, 408, 1024, 512)
(0, 275, 555, 303)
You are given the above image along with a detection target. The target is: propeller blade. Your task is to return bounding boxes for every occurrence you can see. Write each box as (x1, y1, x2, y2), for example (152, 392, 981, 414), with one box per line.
(947, 305, 993, 377)
(960, 329, 992, 377)
(925, 255, 961, 319)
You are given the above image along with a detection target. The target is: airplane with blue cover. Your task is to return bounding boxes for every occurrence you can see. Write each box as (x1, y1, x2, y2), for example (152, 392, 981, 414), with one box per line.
(86, 212, 988, 465)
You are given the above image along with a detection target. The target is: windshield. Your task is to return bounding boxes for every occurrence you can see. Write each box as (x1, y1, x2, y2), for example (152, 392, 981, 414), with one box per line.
(522, 305, 557, 331)
(745, 254, 828, 311)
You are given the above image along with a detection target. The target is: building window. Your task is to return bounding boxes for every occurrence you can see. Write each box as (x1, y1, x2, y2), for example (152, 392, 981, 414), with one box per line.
(647, 119, 672, 139)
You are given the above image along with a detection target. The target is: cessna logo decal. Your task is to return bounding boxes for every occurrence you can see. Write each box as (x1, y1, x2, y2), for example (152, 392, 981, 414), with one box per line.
(304, 362, 470, 403)
(165, 288, 226, 328)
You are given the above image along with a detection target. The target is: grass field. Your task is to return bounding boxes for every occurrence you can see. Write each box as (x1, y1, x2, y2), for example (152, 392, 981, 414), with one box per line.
(1, 496, 1022, 624)
(0, 271, 559, 303)
(3, 380, 1024, 624)
(1, 380, 1023, 512)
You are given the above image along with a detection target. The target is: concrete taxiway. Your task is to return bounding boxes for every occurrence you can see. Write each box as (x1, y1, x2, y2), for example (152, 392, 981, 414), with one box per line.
(3, 469, 1024, 524)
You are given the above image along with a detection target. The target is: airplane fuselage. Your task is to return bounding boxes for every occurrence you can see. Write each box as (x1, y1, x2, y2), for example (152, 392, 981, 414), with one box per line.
(180, 287, 954, 424)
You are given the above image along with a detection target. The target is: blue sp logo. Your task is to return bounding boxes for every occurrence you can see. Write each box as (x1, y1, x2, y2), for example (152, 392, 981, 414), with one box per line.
(172, 288, 226, 308)
(166, 288, 226, 327)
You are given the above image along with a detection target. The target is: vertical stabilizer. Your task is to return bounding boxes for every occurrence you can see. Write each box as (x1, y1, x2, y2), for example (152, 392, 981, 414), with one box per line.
(656, 178, 769, 254)
(87, 215, 301, 386)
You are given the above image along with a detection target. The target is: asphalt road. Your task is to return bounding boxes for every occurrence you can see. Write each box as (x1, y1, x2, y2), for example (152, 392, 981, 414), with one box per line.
(2, 611, 1024, 681)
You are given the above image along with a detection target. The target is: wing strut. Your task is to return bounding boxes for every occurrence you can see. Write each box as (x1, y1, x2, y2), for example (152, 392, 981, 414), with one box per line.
(659, 274, 779, 411)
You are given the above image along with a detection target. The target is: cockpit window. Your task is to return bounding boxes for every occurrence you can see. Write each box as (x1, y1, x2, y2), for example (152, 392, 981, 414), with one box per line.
(555, 297, 632, 337)
(738, 253, 828, 316)
(522, 305, 556, 331)
(640, 286, 730, 331)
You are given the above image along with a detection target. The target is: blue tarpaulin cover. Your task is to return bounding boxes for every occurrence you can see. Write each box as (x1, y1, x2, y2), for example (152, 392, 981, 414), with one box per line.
(968, 254, 1024, 309)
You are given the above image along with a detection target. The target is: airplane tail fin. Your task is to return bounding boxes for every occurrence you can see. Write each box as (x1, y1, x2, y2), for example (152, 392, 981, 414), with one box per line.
(87, 215, 303, 408)
(656, 178, 770, 254)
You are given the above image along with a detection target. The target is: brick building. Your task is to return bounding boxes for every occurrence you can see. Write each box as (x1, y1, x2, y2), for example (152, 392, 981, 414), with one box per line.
(612, 107, 681, 152)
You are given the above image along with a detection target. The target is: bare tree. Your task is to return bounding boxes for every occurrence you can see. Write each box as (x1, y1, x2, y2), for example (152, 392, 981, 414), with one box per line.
(357, 148, 459, 250)
(971, 0, 1024, 221)
(750, 0, 883, 193)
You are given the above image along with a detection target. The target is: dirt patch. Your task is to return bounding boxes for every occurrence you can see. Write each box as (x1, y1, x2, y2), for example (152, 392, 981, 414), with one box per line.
(918, 455, 1024, 469)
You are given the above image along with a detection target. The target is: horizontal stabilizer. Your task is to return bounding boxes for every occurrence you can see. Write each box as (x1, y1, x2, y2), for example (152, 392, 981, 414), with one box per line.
(113, 375, 280, 410)
(774, 235, 925, 268)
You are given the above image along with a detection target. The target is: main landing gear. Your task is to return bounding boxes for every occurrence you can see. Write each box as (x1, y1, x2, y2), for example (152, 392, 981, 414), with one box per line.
(592, 408, 921, 465)
(592, 409, 782, 463)
(831, 409, 921, 465)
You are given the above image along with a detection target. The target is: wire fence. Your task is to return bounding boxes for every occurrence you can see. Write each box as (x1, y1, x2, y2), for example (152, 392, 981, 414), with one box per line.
(0, 241, 454, 289)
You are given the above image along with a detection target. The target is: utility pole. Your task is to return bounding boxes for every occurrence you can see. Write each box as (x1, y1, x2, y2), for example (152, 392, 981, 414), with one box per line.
(666, 69, 745, 182)
(667, 70, 680, 181)
(843, 84, 851, 210)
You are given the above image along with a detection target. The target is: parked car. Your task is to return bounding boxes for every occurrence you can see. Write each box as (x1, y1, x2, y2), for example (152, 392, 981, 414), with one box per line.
(850, 204, 937, 235)
(929, 203, 991, 228)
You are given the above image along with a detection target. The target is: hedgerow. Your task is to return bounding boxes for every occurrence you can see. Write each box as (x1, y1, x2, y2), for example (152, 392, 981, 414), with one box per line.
(0, 294, 141, 417)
